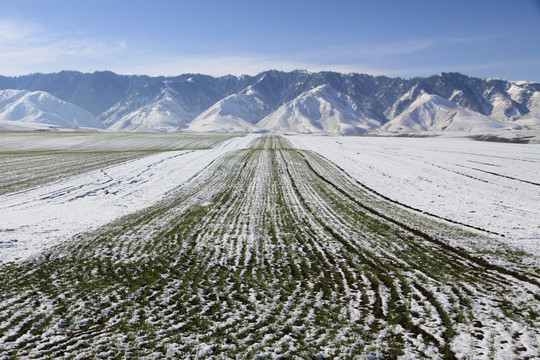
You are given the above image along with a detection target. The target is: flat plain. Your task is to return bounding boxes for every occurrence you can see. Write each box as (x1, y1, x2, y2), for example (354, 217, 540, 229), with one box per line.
(0, 132, 538, 359)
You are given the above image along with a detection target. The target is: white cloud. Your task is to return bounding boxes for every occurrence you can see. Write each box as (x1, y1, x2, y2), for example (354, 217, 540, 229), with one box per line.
(0, 18, 127, 75)
(0, 19, 45, 44)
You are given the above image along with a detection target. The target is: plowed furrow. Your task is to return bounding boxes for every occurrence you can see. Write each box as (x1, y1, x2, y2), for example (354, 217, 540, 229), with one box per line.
(0, 135, 537, 359)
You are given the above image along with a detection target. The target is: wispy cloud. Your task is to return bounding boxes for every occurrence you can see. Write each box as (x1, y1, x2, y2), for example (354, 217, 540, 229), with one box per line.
(0, 18, 36, 44)
(0, 18, 127, 75)
(328, 34, 497, 60)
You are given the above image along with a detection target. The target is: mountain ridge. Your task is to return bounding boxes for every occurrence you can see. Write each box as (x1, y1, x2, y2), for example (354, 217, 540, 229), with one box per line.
(0, 89, 102, 129)
(0, 70, 539, 135)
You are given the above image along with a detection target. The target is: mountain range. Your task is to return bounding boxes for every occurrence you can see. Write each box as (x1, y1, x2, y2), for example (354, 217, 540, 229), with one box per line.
(0, 70, 539, 136)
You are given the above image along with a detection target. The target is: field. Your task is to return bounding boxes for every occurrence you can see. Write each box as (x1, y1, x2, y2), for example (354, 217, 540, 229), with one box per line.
(287, 135, 540, 252)
(0, 132, 539, 359)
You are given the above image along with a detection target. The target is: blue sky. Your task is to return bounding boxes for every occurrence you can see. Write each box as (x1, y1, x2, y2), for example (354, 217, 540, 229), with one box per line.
(0, 0, 539, 81)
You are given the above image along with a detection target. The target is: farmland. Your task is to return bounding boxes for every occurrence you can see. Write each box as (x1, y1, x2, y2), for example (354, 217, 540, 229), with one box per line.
(0, 131, 238, 196)
(0, 133, 539, 359)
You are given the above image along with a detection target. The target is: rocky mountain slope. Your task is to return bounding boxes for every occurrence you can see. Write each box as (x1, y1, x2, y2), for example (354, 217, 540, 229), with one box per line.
(0, 70, 538, 135)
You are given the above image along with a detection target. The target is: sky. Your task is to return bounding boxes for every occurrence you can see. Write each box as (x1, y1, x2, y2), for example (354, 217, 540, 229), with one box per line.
(0, 0, 539, 81)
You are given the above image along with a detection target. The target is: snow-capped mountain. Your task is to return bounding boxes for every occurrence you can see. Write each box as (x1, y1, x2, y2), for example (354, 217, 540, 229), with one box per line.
(187, 87, 272, 132)
(258, 85, 381, 134)
(101, 74, 252, 132)
(379, 93, 510, 134)
(104, 82, 203, 132)
(0, 89, 102, 129)
(187, 70, 308, 132)
(0, 70, 538, 135)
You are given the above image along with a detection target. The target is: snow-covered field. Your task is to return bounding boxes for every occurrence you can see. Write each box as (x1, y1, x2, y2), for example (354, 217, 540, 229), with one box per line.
(0, 133, 538, 359)
(0, 133, 256, 263)
(0, 131, 238, 152)
(288, 135, 540, 254)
